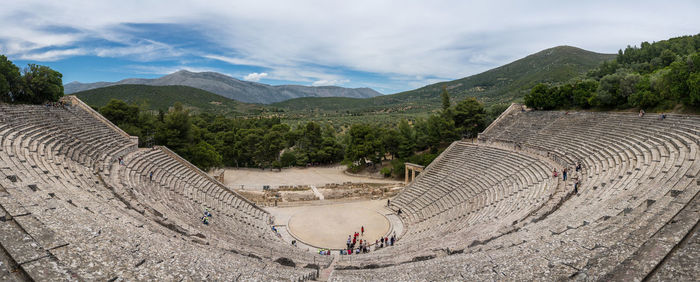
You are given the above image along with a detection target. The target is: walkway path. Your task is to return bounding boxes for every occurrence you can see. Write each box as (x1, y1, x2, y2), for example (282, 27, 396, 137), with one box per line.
(310, 185, 324, 200)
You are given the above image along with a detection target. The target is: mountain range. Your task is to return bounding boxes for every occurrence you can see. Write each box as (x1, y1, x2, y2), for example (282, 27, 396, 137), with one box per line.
(65, 70, 382, 104)
(69, 45, 615, 113)
(272, 46, 616, 111)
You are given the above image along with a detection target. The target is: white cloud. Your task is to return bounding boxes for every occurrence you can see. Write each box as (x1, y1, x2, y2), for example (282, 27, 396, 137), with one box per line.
(204, 54, 266, 67)
(123, 65, 236, 77)
(1, 0, 699, 92)
(312, 79, 350, 86)
(18, 48, 86, 61)
(243, 72, 268, 82)
(94, 40, 182, 61)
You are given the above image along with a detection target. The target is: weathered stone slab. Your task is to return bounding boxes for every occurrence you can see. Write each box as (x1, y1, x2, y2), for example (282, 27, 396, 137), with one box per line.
(20, 256, 75, 281)
(0, 220, 47, 264)
(0, 195, 28, 217)
(13, 215, 67, 250)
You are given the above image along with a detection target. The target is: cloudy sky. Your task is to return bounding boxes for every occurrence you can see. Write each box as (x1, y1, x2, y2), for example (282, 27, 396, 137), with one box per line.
(1, 1, 698, 94)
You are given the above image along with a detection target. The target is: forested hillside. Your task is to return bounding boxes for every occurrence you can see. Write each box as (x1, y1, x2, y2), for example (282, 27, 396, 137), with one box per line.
(273, 46, 615, 113)
(74, 84, 263, 115)
(525, 34, 700, 111)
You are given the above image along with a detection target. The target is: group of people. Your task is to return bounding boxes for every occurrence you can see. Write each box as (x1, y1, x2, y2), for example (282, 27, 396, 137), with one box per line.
(640, 109, 667, 120)
(337, 227, 398, 255)
(200, 208, 212, 225)
(44, 101, 69, 108)
(345, 228, 364, 249)
(374, 233, 397, 249)
(341, 226, 372, 255)
(553, 161, 583, 194)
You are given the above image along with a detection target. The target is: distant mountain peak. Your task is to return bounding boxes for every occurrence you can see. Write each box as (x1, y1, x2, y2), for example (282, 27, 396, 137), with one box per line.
(65, 70, 382, 103)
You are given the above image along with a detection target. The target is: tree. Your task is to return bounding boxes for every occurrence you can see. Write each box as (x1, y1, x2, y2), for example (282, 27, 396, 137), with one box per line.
(17, 64, 63, 104)
(659, 49, 676, 67)
(100, 99, 139, 126)
(0, 55, 21, 103)
(280, 151, 297, 167)
(382, 129, 400, 159)
(345, 123, 384, 167)
(524, 83, 555, 110)
(688, 72, 700, 106)
(452, 97, 487, 138)
(440, 86, 451, 111)
(295, 122, 324, 164)
(595, 73, 624, 107)
(397, 119, 415, 159)
(424, 114, 458, 151)
(318, 136, 344, 164)
(258, 129, 286, 167)
(155, 102, 192, 153)
(572, 80, 598, 108)
(185, 141, 222, 171)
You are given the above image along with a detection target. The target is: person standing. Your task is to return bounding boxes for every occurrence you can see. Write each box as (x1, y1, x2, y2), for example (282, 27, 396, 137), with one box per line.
(361, 226, 364, 236)
(563, 168, 567, 181)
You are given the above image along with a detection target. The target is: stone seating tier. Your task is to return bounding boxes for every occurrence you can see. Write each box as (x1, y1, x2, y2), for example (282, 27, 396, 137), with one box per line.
(0, 103, 321, 280)
(330, 109, 698, 280)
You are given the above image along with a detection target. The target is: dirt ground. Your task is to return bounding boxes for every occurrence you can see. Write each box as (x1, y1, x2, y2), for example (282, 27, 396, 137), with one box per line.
(269, 200, 391, 249)
(221, 165, 400, 190)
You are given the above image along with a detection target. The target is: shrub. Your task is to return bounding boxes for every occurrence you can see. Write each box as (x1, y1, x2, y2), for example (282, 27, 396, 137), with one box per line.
(380, 167, 392, 177)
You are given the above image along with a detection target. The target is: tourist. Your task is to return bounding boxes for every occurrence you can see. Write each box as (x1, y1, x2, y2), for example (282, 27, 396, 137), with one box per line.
(575, 162, 581, 172)
(659, 113, 666, 120)
(563, 168, 567, 181)
(387, 199, 391, 207)
(361, 226, 364, 236)
(390, 236, 395, 246)
(574, 179, 580, 195)
(149, 171, 153, 181)
(397, 208, 402, 215)
(347, 236, 352, 249)
(639, 109, 645, 117)
(552, 169, 558, 178)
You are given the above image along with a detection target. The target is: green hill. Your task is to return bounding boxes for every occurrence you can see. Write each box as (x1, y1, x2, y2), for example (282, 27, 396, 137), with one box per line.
(74, 84, 263, 115)
(273, 46, 616, 112)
